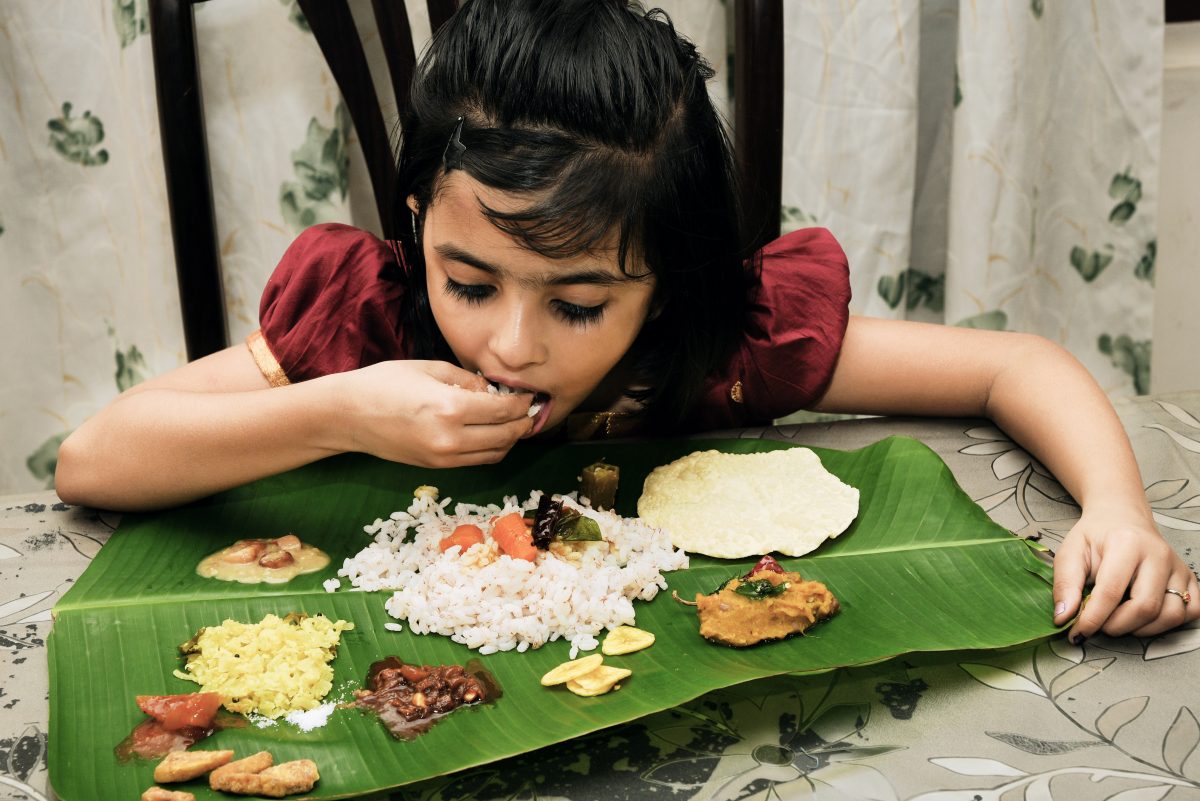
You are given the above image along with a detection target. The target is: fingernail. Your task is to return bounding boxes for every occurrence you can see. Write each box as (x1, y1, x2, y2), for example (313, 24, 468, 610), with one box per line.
(1054, 601, 1066, 617)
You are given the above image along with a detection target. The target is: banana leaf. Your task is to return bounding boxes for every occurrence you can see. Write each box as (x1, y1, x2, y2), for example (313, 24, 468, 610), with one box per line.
(48, 436, 1058, 800)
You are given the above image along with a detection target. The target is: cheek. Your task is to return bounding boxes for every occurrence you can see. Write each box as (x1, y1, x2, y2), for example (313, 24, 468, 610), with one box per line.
(428, 291, 483, 359)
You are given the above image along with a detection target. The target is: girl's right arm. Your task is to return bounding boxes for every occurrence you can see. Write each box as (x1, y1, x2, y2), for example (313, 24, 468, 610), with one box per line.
(55, 345, 534, 512)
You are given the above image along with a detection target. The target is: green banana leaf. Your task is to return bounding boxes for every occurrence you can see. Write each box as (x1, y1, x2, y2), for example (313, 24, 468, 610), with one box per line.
(49, 436, 1058, 800)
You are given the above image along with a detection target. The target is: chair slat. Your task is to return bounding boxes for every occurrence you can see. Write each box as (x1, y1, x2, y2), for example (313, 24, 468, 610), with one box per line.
(734, 0, 784, 252)
(370, 0, 418, 122)
(149, 0, 229, 360)
(426, 0, 458, 35)
(297, 0, 398, 238)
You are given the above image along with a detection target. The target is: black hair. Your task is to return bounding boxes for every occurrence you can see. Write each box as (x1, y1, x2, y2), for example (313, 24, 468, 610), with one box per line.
(394, 0, 752, 431)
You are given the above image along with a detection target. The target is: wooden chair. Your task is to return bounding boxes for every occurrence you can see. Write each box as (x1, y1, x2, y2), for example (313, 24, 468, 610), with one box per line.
(149, 0, 784, 361)
(735, 0, 784, 255)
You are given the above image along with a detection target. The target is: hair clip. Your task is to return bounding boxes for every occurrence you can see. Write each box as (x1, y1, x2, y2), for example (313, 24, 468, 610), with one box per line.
(442, 116, 466, 171)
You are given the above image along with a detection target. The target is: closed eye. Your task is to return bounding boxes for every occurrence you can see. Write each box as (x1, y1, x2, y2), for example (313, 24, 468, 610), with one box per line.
(552, 299, 606, 327)
(443, 277, 494, 305)
(445, 278, 607, 328)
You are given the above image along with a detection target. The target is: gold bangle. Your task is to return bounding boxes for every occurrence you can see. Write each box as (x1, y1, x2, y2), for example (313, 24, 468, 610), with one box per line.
(245, 329, 291, 388)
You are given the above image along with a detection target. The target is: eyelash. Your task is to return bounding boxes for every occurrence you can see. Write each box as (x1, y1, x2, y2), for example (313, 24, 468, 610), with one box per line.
(442, 278, 607, 327)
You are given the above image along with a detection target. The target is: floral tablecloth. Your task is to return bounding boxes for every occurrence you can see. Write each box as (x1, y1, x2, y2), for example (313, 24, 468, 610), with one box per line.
(3, 393, 1199, 801)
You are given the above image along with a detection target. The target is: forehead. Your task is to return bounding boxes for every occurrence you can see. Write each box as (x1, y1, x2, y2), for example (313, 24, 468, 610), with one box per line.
(427, 172, 650, 279)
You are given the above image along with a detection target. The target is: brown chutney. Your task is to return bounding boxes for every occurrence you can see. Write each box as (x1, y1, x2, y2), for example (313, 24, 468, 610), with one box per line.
(349, 657, 500, 739)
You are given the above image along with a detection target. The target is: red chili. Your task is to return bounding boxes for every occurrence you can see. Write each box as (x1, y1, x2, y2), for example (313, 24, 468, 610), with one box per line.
(744, 555, 785, 578)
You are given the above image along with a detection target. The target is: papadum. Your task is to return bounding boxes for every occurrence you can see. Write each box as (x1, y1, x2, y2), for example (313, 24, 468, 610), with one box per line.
(637, 448, 859, 558)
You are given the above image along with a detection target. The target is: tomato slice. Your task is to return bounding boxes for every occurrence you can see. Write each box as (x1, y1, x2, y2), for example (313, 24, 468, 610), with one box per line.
(135, 692, 223, 730)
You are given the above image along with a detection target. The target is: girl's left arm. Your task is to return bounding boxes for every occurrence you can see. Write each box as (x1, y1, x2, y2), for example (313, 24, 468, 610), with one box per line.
(814, 316, 1200, 640)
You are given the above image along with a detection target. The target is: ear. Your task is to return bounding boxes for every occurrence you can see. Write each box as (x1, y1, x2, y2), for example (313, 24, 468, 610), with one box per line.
(406, 195, 420, 216)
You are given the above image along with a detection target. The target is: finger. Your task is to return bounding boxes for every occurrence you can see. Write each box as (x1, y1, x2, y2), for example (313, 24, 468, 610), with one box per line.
(1051, 536, 1089, 626)
(438, 447, 515, 468)
(1070, 544, 1135, 642)
(457, 390, 536, 424)
(1103, 554, 1170, 637)
(422, 360, 491, 392)
(1131, 570, 1194, 637)
(457, 415, 535, 450)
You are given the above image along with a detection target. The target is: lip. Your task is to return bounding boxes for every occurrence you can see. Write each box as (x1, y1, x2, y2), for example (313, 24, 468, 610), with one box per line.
(483, 374, 545, 395)
(483, 374, 552, 437)
(523, 396, 553, 438)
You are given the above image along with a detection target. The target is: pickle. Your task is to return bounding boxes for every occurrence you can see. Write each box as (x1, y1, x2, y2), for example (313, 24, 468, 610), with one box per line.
(580, 461, 619, 510)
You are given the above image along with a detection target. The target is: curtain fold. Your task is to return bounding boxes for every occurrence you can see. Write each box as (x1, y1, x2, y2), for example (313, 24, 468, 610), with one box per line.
(780, 0, 1161, 396)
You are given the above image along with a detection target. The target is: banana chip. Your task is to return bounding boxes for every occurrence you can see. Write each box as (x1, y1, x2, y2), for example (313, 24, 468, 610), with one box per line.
(540, 653, 604, 686)
(566, 665, 632, 697)
(601, 625, 655, 656)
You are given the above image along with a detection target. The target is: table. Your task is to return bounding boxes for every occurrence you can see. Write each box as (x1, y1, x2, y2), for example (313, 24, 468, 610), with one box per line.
(3, 392, 1199, 801)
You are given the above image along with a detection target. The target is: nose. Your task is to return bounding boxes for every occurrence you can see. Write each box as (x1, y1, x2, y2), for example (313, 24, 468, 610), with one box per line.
(488, 298, 549, 371)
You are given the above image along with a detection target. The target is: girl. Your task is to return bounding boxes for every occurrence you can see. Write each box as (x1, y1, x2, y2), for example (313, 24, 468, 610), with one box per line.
(56, 0, 1197, 644)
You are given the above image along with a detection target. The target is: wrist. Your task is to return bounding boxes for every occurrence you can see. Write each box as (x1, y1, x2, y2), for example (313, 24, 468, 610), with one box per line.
(1077, 494, 1154, 526)
(298, 372, 361, 455)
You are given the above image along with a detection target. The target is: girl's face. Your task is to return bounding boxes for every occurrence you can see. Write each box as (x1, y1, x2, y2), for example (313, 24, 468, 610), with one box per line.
(416, 173, 657, 435)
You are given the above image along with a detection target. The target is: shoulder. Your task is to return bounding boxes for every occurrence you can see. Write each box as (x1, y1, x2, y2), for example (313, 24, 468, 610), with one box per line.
(686, 227, 852, 429)
(748, 227, 851, 336)
(257, 224, 410, 382)
(755, 227, 850, 299)
(265, 223, 402, 296)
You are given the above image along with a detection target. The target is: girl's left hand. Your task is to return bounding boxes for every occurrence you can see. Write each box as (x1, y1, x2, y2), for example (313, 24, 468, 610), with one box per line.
(1053, 506, 1200, 640)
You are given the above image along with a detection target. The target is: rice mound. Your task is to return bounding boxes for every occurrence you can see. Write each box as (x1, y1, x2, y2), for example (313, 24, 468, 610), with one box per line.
(638, 447, 859, 558)
(338, 490, 688, 657)
(172, 613, 354, 719)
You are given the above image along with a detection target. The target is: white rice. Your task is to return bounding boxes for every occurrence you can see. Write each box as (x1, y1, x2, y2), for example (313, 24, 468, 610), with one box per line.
(338, 490, 688, 656)
(482, 374, 541, 417)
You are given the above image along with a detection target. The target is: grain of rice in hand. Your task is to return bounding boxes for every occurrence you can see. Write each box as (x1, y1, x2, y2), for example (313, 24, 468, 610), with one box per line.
(337, 490, 688, 657)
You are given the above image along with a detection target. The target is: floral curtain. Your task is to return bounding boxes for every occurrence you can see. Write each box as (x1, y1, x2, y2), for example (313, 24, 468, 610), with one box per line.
(780, 0, 1161, 395)
(0, 0, 1158, 495)
(0, 0, 356, 495)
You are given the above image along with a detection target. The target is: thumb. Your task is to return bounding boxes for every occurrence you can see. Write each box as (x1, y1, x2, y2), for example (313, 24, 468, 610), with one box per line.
(421, 361, 490, 392)
(1051, 540, 1088, 625)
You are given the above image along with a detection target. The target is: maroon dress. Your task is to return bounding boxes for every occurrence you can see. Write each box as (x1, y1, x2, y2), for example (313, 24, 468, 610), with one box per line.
(248, 223, 851, 435)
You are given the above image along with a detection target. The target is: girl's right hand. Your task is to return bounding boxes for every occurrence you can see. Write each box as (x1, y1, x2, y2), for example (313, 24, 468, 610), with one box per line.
(333, 361, 534, 467)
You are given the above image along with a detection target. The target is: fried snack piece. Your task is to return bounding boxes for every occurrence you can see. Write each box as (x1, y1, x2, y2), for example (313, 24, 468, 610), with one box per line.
(142, 788, 196, 801)
(601, 625, 654, 655)
(540, 653, 603, 686)
(210, 758, 320, 798)
(209, 751, 273, 786)
(565, 665, 632, 697)
(258, 760, 321, 797)
(696, 569, 839, 647)
(153, 749, 234, 782)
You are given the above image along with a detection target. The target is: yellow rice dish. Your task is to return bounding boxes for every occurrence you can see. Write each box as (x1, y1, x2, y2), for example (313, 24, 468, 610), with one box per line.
(173, 613, 354, 719)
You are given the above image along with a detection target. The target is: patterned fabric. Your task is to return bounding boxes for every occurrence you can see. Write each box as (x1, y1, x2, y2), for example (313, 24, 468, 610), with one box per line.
(255, 225, 851, 429)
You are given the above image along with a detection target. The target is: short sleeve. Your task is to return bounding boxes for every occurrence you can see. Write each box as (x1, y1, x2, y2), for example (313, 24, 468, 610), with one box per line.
(255, 223, 409, 383)
(686, 227, 852, 429)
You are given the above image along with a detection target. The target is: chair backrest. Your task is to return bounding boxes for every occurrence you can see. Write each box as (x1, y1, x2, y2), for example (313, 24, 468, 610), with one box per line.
(150, 0, 228, 361)
(735, 0, 784, 254)
(295, 0, 459, 243)
(150, 0, 784, 361)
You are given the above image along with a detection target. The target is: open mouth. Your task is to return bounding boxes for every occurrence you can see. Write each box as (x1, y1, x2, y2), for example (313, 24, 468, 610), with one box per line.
(483, 375, 552, 431)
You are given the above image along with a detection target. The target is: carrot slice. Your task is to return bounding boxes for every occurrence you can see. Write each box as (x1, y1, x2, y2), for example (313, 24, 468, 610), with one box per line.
(439, 524, 484, 553)
(492, 513, 537, 561)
